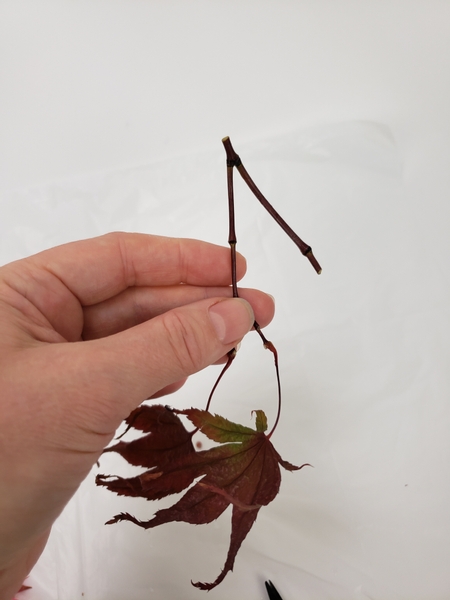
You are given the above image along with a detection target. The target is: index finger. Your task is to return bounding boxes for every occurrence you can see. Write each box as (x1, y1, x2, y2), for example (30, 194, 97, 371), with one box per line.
(30, 233, 247, 306)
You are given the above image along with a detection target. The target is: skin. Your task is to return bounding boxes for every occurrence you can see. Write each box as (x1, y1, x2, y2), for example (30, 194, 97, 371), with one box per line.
(0, 232, 275, 600)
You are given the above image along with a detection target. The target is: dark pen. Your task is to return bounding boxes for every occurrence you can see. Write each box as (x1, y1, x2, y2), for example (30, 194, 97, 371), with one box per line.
(265, 580, 284, 600)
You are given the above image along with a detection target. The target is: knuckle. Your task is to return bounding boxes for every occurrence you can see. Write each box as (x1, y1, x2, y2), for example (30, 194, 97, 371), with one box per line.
(160, 310, 207, 374)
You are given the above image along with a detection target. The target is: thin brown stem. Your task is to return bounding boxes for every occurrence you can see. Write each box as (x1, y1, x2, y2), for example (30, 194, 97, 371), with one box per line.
(226, 157, 239, 297)
(253, 322, 281, 439)
(204, 349, 236, 414)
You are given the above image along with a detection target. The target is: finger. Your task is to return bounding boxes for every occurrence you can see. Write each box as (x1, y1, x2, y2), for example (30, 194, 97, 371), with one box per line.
(29, 233, 247, 306)
(82, 286, 275, 340)
(148, 378, 187, 399)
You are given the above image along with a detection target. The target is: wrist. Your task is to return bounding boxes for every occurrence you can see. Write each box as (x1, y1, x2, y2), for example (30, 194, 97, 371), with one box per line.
(0, 529, 49, 600)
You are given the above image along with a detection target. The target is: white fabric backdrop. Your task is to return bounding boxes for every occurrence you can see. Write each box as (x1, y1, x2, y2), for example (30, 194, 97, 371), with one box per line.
(1, 2, 450, 599)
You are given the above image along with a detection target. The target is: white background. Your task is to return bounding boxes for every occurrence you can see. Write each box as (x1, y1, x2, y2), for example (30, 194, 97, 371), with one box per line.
(1, 2, 450, 599)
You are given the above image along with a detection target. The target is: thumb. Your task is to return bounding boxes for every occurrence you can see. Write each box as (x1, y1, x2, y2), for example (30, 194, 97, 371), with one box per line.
(81, 297, 255, 431)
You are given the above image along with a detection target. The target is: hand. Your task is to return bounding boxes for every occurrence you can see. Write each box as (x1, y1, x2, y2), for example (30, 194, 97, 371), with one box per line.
(0, 232, 275, 599)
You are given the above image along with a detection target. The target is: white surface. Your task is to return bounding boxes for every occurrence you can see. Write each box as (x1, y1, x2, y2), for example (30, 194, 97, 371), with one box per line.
(1, 2, 450, 599)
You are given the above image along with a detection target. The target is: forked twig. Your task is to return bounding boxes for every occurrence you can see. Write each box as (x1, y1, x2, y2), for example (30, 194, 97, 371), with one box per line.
(206, 137, 321, 438)
(222, 136, 322, 275)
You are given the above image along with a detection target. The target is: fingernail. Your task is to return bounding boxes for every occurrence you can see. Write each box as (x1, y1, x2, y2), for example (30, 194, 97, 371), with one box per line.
(209, 299, 254, 344)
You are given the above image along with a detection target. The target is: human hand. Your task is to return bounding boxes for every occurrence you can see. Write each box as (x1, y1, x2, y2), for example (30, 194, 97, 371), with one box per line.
(0, 233, 275, 599)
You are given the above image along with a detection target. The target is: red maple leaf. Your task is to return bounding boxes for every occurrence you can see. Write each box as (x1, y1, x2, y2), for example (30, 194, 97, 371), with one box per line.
(96, 403, 308, 590)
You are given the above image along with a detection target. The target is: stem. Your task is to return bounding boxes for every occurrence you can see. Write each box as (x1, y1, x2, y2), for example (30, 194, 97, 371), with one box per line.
(226, 162, 239, 298)
(204, 349, 236, 414)
(254, 323, 281, 439)
(222, 136, 322, 274)
(222, 136, 284, 435)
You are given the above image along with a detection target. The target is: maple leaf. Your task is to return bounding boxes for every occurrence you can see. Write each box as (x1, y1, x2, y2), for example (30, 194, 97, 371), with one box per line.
(96, 403, 308, 590)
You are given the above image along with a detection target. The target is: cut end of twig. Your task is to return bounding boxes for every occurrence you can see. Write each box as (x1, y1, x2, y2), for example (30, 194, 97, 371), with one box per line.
(222, 136, 241, 167)
(303, 247, 322, 274)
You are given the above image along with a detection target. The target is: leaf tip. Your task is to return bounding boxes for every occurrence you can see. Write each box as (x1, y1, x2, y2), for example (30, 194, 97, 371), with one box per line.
(252, 409, 268, 433)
